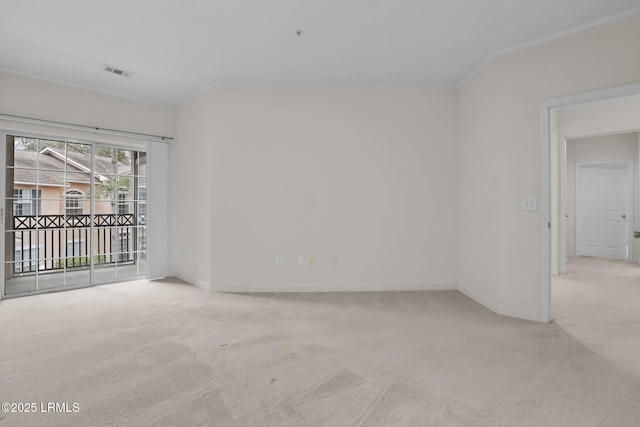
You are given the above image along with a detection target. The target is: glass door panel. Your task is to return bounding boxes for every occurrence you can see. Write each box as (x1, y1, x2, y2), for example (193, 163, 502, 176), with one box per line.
(3, 135, 147, 296)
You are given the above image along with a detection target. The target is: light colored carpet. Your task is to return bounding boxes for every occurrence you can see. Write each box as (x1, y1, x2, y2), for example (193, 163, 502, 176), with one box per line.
(0, 272, 638, 426)
(552, 256, 640, 381)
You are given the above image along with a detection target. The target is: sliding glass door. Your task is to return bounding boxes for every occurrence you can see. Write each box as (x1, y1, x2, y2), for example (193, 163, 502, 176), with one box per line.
(3, 135, 147, 296)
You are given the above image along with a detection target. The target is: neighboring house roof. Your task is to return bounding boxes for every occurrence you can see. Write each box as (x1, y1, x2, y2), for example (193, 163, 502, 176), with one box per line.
(13, 150, 94, 187)
(13, 148, 130, 187)
(43, 147, 131, 178)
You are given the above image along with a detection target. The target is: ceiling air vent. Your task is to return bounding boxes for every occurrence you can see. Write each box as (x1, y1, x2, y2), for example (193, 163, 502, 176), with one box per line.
(103, 65, 131, 78)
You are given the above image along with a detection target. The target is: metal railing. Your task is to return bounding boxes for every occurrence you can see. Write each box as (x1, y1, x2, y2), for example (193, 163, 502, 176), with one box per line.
(11, 214, 146, 274)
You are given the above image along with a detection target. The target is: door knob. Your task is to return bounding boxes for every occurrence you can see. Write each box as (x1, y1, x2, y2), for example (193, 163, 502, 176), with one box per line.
(622, 214, 627, 219)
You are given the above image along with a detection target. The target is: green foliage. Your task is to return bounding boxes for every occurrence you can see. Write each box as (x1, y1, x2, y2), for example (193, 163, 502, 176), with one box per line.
(95, 147, 131, 165)
(55, 255, 107, 269)
(97, 176, 131, 200)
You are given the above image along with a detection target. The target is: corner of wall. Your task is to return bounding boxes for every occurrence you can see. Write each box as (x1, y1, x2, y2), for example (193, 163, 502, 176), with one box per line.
(457, 285, 498, 313)
(458, 285, 543, 323)
(173, 271, 211, 292)
(193, 278, 212, 292)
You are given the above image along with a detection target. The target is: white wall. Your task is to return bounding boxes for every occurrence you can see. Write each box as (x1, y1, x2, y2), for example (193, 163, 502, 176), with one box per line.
(565, 133, 639, 256)
(0, 71, 175, 140)
(171, 88, 458, 291)
(170, 92, 213, 290)
(457, 12, 640, 322)
(558, 95, 640, 139)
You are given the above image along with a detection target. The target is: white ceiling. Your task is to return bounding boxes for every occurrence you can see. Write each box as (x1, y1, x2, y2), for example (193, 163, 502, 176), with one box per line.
(2, 0, 640, 105)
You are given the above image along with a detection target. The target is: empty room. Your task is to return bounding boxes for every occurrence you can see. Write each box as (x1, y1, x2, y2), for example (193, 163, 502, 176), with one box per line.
(1, 1, 640, 426)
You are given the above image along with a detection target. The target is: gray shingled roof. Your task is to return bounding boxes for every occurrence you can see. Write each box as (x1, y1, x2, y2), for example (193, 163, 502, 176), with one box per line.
(45, 147, 132, 177)
(13, 148, 129, 186)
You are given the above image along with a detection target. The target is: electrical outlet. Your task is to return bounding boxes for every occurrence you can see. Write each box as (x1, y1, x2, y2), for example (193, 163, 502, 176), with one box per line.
(308, 256, 315, 266)
(521, 198, 537, 211)
(276, 256, 283, 266)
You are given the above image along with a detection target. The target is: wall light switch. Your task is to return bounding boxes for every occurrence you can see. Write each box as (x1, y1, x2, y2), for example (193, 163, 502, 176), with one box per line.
(276, 256, 283, 266)
(521, 198, 537, 211)
(308, 256, 315, 266)
(297, 256, 304, 265)
(331, 256, 339, 266)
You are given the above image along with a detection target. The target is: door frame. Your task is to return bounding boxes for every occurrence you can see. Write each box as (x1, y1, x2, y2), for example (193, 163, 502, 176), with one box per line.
(541, 81, 640, 323)
(0, 131, 6, 300)
(0, 131, 147, 299)
(574, 159, 634, 261)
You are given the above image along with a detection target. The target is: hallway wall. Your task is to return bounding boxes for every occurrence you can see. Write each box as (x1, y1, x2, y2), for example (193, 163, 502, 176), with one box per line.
(565, 133, 639, 257)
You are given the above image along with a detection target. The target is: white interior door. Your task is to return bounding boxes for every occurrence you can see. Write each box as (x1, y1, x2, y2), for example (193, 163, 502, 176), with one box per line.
(577, 162, 631, 259)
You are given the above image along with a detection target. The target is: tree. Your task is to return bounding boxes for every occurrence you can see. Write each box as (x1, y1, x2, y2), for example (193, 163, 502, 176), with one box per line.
(96, 176, 131, 201)
(95, 147, 131, 165)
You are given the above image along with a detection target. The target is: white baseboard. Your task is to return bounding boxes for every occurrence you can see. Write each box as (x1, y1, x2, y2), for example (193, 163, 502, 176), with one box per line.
(210, 281, 457, 293)
(163, 276, 543, 322)
(457, 285, 498, 313)
(193, 278, 211, 292)
(495, 303, 541, 322)
(458, 285, 541, 323)
(173, 273, 211, 292)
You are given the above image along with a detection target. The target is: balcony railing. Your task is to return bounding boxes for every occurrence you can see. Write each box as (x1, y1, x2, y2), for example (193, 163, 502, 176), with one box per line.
(11, 214, 146, 274)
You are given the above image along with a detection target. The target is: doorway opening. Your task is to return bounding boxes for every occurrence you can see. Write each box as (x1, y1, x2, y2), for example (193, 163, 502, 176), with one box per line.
(541, 82, 640, 323)
(2, 134, 147, 297)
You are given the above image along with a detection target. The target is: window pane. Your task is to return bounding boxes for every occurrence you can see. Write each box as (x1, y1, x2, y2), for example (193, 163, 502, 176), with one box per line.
(117, 150, 134, 176)
(94, 148, 118, 175)
(65, 190, 84, 216)
(11, 189, 41, 216)
(94, 200, 115, 216)
(37, 139, 67, 171)
(137, 152, 147, 177)
(67, 171, 93, 189)
(117, 193, 130, 215)
(96, 175, 118, 201)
